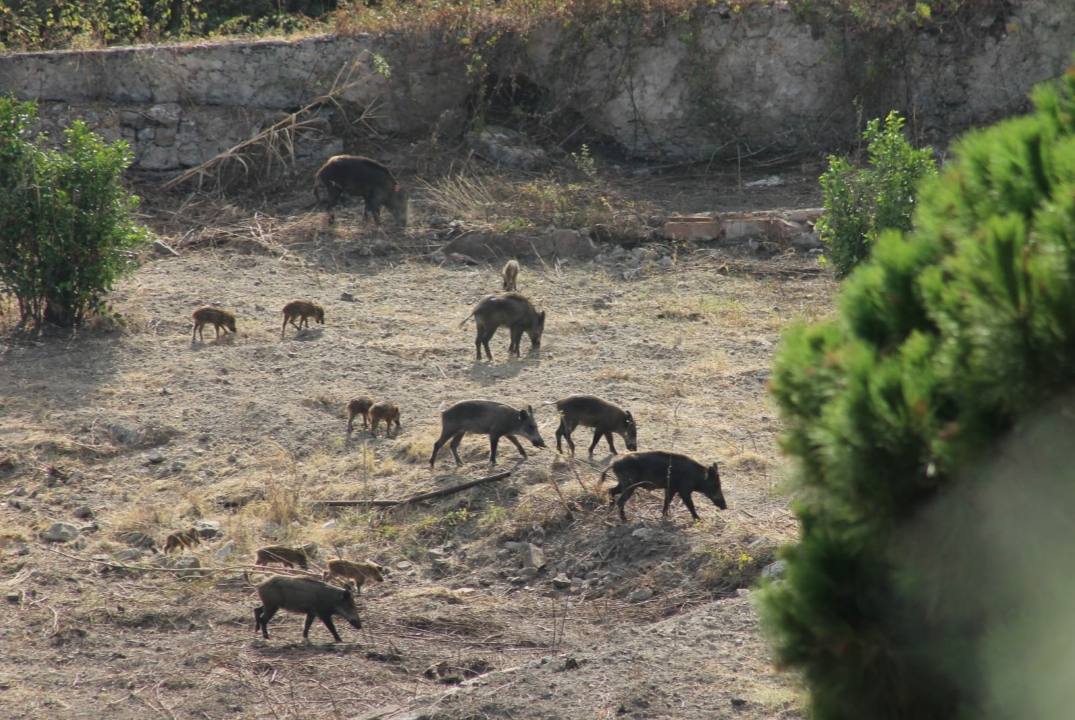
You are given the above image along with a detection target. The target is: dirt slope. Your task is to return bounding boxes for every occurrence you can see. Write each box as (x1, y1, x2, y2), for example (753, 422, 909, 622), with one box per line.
(0, 168, 830, 719)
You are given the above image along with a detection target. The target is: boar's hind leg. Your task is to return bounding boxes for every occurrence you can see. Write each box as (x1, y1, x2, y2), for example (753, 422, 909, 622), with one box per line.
(616, 483, 644, 521)
(505, 434, 528, 459)
(256, 605, 276, 638)
(555, 419, 575, 454)
(448, 432, 466, 465)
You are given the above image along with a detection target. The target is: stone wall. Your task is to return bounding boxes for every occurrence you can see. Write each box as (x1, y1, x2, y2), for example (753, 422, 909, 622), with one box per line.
(0, 1, 1072, 169)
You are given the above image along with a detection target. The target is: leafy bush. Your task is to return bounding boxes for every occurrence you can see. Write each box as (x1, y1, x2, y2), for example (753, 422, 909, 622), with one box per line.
(816, 110, 936, 278)
(759, 65, 1075, 719)
(0, 97, 150, 329)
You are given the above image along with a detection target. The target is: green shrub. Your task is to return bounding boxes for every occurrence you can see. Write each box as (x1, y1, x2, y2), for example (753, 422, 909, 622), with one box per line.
(759, 64, 1075, 719)
(0, 97, 150, 329)
(816, 110, 936, 278)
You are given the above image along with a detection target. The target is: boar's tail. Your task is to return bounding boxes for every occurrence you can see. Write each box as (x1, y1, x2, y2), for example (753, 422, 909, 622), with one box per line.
(458, 311, 476, 327)
(598, 468, 611, 484)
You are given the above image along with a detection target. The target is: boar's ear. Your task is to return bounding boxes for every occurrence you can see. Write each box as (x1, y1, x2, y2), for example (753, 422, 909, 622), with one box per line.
(539, 311, 546, 320)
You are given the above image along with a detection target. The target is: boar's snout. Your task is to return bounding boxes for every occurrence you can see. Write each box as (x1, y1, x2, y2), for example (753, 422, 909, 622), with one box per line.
(707, 464, 727, 510)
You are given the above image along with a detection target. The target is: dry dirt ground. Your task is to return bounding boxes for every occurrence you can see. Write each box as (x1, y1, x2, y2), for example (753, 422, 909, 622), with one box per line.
(0, 158, 832, 720)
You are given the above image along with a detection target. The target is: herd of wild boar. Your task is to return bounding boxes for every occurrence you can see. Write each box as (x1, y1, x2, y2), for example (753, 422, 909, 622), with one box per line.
(181, 155, 727, 643)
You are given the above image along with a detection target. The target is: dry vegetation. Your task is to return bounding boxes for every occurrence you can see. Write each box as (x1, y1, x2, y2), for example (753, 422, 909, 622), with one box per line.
(0, 153, 830, 719)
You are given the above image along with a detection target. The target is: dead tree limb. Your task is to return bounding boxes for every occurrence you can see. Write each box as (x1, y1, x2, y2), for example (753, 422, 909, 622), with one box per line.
(312, 470, 512, 509)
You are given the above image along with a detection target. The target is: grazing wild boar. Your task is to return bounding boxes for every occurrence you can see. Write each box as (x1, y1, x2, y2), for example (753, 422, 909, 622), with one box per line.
(599, 451, 727, 522)
(191, 307, 236, 342)
(369, 401, 401, 438)
(502, 259, 520, 292)
(324, 559, 385, 593)
(281, 300, 324, 334)
(552, 394, 638, 458)
(163, 529, 201, 554)
(460, 293, 546, 361)
(254, 575, 362, 642)
(314, 155, 408, 226)
(254, 545, 310, 569)
(347, 397, 375, 433)
(430, 400, 546, 467)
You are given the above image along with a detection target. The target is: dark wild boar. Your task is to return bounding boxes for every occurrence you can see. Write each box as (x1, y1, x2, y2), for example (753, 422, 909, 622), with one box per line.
(553, 394, 637, 457)
(163, 529, 201, 554)
(430, 400, 546, 467)
(314, 155, 408, 226)
(369, 401, 401, 438)
(599, 451, 727, 522)
(323, 559, 385, 593)
(347, 397, 375, 432)
(460, 293, 545, 361)
(254, 545, 310, 569)
(502, 259, 520, 292)
(191, 307, 236, 342)
(281, 300, 324, 335)
(254, 575, 362, 642)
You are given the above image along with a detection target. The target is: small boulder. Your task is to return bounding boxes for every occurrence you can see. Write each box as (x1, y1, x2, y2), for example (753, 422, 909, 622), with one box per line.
(42, 522, 80, 543)
(173, 556, 203, 578)
(552, 573, 572, 589)
(628, 588, 655, 603)
(215, 540, 234, 562)
(521, 543, 547, 570)
(72, 506, 94, 519)
(113, 548, 143, 562)
(761, 560, 786, 579)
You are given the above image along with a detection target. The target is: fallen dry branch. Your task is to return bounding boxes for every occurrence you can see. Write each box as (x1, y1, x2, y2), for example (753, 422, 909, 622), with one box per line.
(313, 470, 513, 508)
(44, 546, 327, 578)
(163, 60, 379, 193)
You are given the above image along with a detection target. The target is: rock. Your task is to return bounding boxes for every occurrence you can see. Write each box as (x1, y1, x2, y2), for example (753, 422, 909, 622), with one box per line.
(73, 537, 88, 550)
(396, 561, 413, 570)
(193, 520, 222, 539)
(747, 536, 772, 549)
(502, 541, 524, 551)
(628, 588, 655, 602)
(322, 520, 338, 529)
(340, 292, 355, 302)
(215, 540, 234, 561)
(146, 450, 164, 465)
(42, 522, 80, 543)
(152, 240, 179, 257)
(107, 423, 139, 445)
(509, 567, 540, 584)
(761, 560, 786, 579)
(173, 556, 203, 578)
(113, 548, 143, 562)
(72, 506, 94, 519)
(146, 103, 182, 128)
(8, 499, 28, 511)
(469, 125, 546, 169)
(300, 542, 318, 559)
(552, 573, 572, 589)
(6, 591, 22, 604)
(631, 527, 654, 540)
(521, 543, 547, 570)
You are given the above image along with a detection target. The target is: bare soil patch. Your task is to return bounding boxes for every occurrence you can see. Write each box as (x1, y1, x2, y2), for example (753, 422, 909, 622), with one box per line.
(0, 155, 830, 719)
